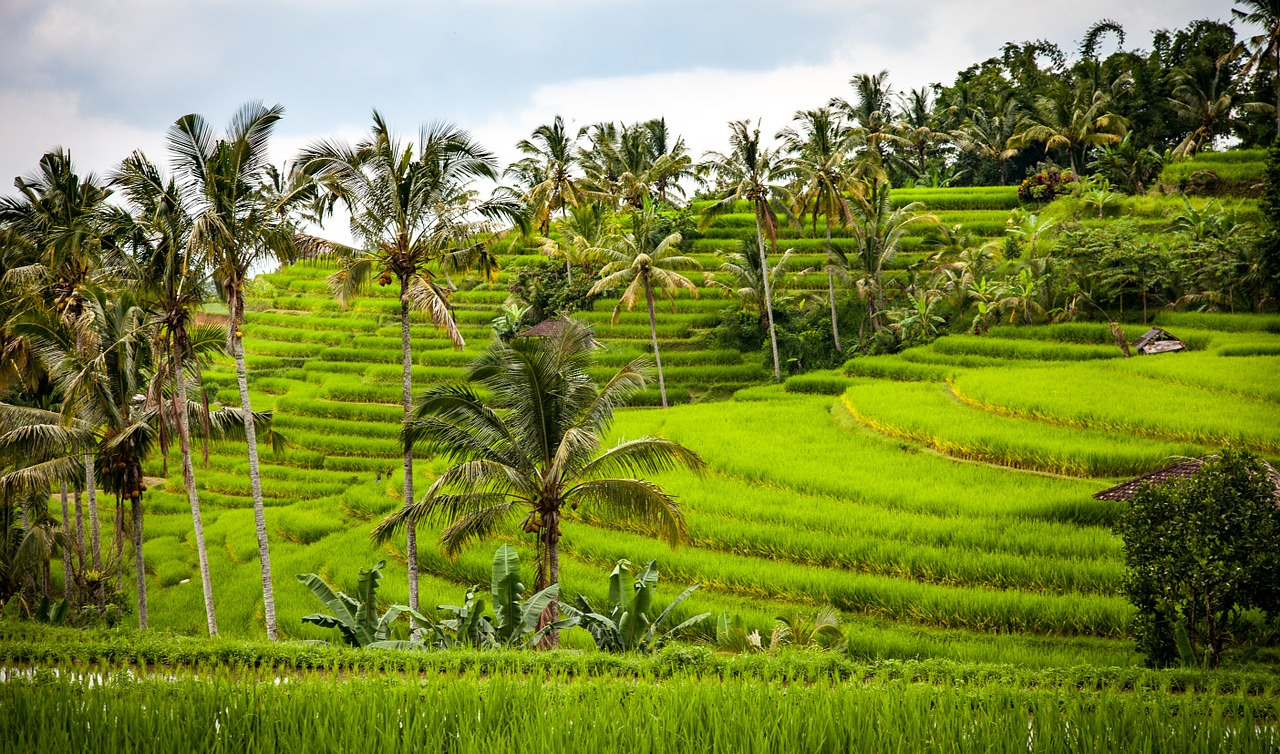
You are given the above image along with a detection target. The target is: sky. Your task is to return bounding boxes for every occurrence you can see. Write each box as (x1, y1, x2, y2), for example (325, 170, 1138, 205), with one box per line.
(0, 0, 1239, 208)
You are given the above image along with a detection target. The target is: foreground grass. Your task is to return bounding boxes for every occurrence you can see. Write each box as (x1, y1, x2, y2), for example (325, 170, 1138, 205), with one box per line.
(3, 623, 1278, 754)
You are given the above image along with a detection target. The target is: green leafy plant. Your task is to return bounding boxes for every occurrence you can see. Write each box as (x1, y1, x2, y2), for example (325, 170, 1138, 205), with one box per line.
(296, 561, 408, 648)
(563, 558, 709, 652)
(411, 544, 575, 650)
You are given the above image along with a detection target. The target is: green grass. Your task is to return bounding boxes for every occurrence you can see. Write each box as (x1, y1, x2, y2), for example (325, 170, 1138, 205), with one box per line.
(841, 378, 1207, 477)
(951, 362, 1280, 453)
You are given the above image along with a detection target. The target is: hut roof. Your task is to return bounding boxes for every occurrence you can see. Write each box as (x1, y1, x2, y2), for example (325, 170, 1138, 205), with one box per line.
(517, 318, 574, 338)
(1133, 327, 1185, 354)
(1092, 457, 1280, 501)
(516, 317, 600, 346)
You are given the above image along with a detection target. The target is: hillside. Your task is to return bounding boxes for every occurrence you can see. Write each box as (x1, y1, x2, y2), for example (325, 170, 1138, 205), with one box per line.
(87, 181, 1272, 675)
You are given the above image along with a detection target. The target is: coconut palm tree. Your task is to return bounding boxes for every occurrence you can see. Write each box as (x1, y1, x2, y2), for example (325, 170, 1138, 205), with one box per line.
(297, 111, 520, 616)
(844, 178, 938, 335)
(778, 107, 857, 352)
(536, 202, 618, 286)
(168, 101, 309, 640)
(0, 151, 120, 590)
(1169, 48, 1273, 158)
(709, 246, 810, 330)
(589, 201, 701, 408)
(699, 121, 795, 380)
(952, 96, 1024, 185)
(372, 319, 705, 647)
(110, 151, 221, 635)
(1234, 0, 1280, 133)
(831, 70, 898, 162)
(893, 88, 951, 180)
(506, 116, 585, 236)
(1012, 84, 1129, 174)
(579, 120, 693, 211)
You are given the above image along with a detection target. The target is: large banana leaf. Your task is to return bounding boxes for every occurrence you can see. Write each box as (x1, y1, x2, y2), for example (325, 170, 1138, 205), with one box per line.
(490, 544, 524, 643)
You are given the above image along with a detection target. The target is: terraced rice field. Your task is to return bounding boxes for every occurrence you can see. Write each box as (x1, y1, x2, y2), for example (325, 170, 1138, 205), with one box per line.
(12, 183, 1279, 750)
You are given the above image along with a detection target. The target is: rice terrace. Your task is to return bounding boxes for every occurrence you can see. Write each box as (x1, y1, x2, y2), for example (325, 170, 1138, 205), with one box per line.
(3, 3, 1280, 752)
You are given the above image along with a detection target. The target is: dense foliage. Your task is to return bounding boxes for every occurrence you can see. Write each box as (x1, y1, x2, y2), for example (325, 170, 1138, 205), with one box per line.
(1116, 450, 1280, 668)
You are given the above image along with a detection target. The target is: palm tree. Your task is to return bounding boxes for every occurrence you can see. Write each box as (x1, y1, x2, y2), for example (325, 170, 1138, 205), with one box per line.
(893, 88, 951, 180)
(589, 202, 701, 408)
(778, 107, 856, 352)
(536, 202, 617, 286)
(506, 116, 584, 236)
(831, 71, 898, 162)
(579, 120, 693, 211)
(1234, 1, 1280, 133)
(1169, 48, 1272, 158)
(297, 112, 520, 616)
(710, 246, 810, 330)
(168, 101, 308, 640)
(110, 151, 221, 635)
(699, 120, 794, 380)
(845, 178, 938, 335)
(1012, 84, 1129, 174)
(372, 319, 705, 647)
(952, 96, 1024, 184)
(0, 150, 118, 590)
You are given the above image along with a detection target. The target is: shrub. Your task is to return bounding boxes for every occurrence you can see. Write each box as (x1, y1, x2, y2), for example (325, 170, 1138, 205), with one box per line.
(1115, 450, 1280, 667)
(1018, 166, 1075, 203)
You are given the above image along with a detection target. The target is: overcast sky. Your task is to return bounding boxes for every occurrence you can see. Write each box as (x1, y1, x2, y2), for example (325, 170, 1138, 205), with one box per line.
(0, 0, 1237, 202)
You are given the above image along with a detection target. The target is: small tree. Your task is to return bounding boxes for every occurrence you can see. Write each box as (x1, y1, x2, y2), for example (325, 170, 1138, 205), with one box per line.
(1115, 450, 1280, 668)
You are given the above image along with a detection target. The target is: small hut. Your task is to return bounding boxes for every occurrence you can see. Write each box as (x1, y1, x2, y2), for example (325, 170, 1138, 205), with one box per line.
(1132, 327, 1185, 355)
(1093, 457, 1280, 502)
(516, 317, 600, 347)
(517, 317, 574, 339)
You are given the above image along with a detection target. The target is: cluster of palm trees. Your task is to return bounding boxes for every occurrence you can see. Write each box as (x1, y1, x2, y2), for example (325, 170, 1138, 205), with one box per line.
(0, 104, 317, 636)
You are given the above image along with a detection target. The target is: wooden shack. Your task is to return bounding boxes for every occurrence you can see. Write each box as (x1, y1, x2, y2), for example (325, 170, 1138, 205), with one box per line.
(1132, 327, 1185, 355)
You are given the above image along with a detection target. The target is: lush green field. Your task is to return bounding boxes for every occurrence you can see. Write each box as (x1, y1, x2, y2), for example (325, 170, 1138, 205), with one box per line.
(15, 182, 1280, 751)
(5, 624, 1279, 753)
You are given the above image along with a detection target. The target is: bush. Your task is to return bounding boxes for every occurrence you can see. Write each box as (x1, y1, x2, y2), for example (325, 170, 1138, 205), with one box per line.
(1018, 166, 1075, 203)
(1115, 450, 1280, 668)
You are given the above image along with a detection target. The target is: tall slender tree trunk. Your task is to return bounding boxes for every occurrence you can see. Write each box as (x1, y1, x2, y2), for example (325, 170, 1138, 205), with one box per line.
(59, 484, 74, 606)
(132, 497, 147, 629)
(826, 216, 841, 352)
(174, 351, 218, 635)
(537, 509, 562, 650)
(565, 257, 573, 286)
(644, 279, 669, 408)
(399, 286, 420, 619)
(755, 220, 781, 380)
(230, 292, 277, 640)
(85, 451, 104, 610)
(73, 490, 84, 567)
(114, 496, 125, 590)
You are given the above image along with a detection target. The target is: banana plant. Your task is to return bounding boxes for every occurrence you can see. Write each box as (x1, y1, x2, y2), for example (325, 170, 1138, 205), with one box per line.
(396, 544, 573, 650)
(296, 561, 406, 647)
(564, 559, 709, 652)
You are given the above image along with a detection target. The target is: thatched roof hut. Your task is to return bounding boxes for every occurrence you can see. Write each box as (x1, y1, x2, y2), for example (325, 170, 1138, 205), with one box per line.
(517, 317, 600, 346)
(1132, 327, 1185, 355)
(1093, 457, 1280, 502)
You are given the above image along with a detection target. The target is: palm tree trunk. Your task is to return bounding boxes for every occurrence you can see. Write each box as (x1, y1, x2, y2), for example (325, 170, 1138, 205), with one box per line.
(398, 288, 420, 618)
(644, 279, 668, 408)
(826, 217, 841, 352)
(85, 450, 104, 610)
(565, 257, 573, 286)
(230, 292, 278, 640)
(114, 495, 125, 590)
(755, 221, 781, 380)
(73, 489, 84, 567)
(59, 484, 74, 606)
(132, 497, 147, 629)
(174, 351, 218, 636)
(539, 508, 562, 650)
